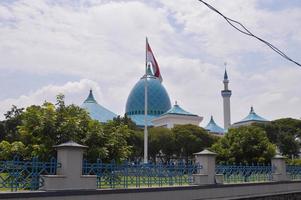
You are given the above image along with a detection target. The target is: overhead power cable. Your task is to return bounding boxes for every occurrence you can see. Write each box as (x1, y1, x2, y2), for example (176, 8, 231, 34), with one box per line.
(198, 0, 301, 67)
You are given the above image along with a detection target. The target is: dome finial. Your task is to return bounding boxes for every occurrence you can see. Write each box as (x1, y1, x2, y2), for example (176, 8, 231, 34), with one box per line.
(250, 106, 254, 113)
(84, 89, 97, 103)
(223, 62, 229, 80)
(146, 64, 153, 76)
(224, 70, 228, 81)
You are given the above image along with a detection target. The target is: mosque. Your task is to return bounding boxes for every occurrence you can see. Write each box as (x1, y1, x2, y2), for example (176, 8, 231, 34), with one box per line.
(81, 63, 269, 136)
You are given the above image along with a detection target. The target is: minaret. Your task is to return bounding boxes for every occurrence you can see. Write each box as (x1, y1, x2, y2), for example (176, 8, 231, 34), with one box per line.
(221, 69, 232, 130)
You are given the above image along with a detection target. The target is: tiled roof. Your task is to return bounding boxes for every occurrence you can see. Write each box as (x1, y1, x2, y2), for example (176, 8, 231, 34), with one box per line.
(162, 103, 197, 117)
(234, 106, 269, 124)
(81, 90, 117, 123)
(204, 116, 225, 134)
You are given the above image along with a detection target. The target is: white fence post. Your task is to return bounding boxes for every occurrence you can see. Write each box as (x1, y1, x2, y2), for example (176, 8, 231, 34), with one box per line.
(271, 154, 289, 181)
(41, 141, 97, 190)
(193, 149, 223, 185)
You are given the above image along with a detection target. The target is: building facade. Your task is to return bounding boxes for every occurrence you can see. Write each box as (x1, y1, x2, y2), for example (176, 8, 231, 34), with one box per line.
(152, 102, 203, 129)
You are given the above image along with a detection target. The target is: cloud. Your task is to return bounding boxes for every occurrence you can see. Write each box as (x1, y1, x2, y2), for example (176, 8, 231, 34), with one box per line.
(0, 79, 107, 119)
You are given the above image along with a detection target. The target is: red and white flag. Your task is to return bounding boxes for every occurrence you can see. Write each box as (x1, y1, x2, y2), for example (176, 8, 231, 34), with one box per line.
(146, 39, 163, 82)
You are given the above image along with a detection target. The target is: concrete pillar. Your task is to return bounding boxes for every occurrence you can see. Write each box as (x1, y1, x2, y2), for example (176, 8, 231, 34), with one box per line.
(271, 154, 289, 181)
(193, 149, 223, 185)
(41, 141, 97, 190)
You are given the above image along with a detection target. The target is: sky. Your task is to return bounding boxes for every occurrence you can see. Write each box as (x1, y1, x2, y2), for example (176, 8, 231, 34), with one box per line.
(0, 0, 300, 127)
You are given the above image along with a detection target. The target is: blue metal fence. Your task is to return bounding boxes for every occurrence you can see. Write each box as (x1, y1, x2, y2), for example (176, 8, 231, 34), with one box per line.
(83, 159, 201, 188)
(2, 155, 301, 191)
(216, 164, 273, 183)
(0, 156, 59, 191)
(287, 165, 301, 180)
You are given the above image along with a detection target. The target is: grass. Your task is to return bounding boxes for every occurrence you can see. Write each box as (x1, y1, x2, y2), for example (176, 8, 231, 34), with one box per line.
(96, 175, 192, 189)
(222, 173, 272, 184)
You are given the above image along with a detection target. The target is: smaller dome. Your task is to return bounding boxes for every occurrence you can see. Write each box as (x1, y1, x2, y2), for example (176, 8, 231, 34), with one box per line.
(81, 90, 117, 123)
(235, 106, 269, 124)
(204, 116, 225, 135)
(162, 102, 197, 116)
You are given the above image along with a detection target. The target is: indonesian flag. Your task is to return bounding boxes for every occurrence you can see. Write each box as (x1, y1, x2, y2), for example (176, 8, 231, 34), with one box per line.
(146, 39, 163, 82)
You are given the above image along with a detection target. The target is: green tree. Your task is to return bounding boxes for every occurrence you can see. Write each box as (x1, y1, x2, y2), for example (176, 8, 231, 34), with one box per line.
(252, 118, 301, 157)
(211, 126, 276, 164)
(0, 141, 12, 160)
(11, 141, 26, 157)
(0, 140, 26, 160)
(113, 114, 138, 130)
(16, 94, 132, 161)
(0, 105, 24, 142)
(148, 127, 174, 163)
(127, 130, 144, 161)
(102, 121, 132, 162)
(172, 124, 217, 162)
(18, 103, 58, 159)
(83, 120, 108, 162)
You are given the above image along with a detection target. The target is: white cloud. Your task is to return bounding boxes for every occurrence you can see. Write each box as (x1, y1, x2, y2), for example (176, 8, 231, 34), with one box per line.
(0, 79, 107, 119)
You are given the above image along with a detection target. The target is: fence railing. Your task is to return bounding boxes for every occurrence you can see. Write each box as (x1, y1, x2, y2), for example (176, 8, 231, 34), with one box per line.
(287, 165, 301, 180)
(0, 156, 60, 191)
(215, 164, 273, 183)
(2, 156, 301, 191)
(83, 160, 201, 188)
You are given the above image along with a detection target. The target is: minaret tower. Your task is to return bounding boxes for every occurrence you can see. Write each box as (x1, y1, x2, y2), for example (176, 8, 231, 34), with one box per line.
(221, 67, 232, 130)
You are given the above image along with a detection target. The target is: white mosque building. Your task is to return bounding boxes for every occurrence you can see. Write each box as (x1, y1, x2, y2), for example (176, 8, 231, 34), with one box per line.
(81, 64, 269, 135)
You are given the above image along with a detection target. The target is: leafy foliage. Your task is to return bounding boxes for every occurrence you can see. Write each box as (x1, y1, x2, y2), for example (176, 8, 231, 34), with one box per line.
(172, 124, 218, 162)
(0, 105, 24, 142)
(211, 126, 276, 164)
(252, 118, 301, 157)
(127, 125, 217, 163)
(148, 127, 175, 162)
(1, 94, 297, 165)
(0, 94, 131, 161)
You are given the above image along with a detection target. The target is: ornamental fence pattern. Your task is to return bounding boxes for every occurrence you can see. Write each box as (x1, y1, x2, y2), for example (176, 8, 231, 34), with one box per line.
(82, 159, 201, 188)
(287, 165, 301, 180)
(0, 156, 59, 191)
(215, 164, 273, 183)
(1, 157, 301, 191)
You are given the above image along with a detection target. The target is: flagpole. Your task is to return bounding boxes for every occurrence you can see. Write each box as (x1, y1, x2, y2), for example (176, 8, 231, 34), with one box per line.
(144, 37, 148, 164)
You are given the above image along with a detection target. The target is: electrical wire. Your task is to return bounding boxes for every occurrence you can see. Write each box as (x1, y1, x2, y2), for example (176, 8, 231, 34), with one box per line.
(198, 0, 301, 67)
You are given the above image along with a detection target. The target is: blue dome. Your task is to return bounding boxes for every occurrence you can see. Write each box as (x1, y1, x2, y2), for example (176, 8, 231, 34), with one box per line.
(204, 116, 225, 135)
(233, 106, 269, 125)
(125, 72, 171, 127)
(162, 103, 197, 117)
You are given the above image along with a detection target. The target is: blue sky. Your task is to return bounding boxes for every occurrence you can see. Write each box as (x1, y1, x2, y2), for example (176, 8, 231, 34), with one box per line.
(0, 0, 300, 126)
